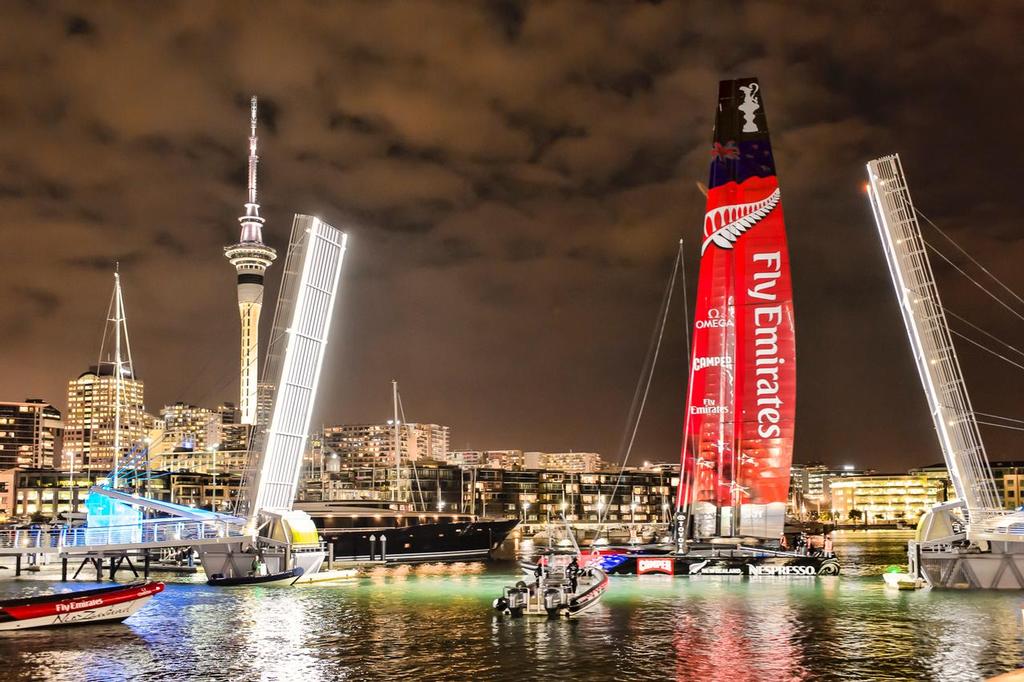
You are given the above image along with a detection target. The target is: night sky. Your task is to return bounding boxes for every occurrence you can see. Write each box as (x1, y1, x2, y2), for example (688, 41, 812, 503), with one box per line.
(2, 2, 1022, 472)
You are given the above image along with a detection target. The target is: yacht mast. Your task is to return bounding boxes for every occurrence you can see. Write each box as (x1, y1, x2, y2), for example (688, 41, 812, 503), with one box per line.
(99, 267, 134, 489)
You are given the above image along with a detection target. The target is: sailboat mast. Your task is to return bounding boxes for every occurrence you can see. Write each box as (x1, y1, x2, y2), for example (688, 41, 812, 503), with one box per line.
(112, 270, 124, 489)
(393, 379, 401, 502)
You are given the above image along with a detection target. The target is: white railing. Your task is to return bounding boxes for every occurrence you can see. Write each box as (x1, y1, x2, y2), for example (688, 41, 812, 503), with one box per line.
(0, 518, 246, 552)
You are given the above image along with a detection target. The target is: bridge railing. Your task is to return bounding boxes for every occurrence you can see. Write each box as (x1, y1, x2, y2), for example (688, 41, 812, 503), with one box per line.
(0, 518, 246, 552)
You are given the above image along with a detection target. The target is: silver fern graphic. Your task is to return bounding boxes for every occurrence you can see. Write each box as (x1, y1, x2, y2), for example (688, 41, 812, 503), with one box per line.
(701, 187, 781, 254)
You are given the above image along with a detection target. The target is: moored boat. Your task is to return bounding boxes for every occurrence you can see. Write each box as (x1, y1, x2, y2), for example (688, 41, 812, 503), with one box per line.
(495, 553, 608, 618)
(207, 566, 304, 586)
(291, 568, 360, 584)
(0, 581, 164, 630)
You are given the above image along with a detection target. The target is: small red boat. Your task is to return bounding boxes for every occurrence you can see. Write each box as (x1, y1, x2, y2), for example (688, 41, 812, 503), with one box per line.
(0, 581, 164, 631)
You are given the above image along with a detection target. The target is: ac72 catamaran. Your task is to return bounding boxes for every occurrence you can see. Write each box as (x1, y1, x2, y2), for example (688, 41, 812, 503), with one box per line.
(595, 77, 838, 577)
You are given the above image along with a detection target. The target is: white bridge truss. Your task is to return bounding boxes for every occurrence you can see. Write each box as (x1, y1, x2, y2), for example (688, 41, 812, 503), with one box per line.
(240, 215, 347, 518)
(866, 154, 1002, 528)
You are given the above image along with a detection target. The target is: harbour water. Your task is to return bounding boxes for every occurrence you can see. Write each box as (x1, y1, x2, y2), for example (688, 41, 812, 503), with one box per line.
(1, 531, 1022, 680)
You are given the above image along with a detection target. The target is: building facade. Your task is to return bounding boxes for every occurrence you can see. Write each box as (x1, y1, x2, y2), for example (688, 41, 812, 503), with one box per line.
(63, 366, 147, 473)
(524, 451, 604, 474)
(153, 402, 219, 454)
(0, 399, 63, 469)
(446, 449, 524, 469)
(829, 474, 947, 523)
(318, 422, 451, 469)
(301, 462, 679, 525)
(5, 468, 243, 520)
(910, 461, 1024, 510)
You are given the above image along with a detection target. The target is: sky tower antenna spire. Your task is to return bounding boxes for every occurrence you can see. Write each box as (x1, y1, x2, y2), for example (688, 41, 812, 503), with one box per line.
(247, 95, 259, 211)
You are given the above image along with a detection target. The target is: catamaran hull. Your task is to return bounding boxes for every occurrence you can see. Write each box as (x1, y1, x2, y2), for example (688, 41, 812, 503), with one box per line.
(0, 581, 164, 631)
(597, 552, 840, 577)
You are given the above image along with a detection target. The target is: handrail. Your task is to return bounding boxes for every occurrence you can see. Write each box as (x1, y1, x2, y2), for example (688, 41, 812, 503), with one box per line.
(0, 518, 247, 551)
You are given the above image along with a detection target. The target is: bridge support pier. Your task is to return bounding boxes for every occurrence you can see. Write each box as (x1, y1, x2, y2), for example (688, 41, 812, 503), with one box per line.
(14, 555, 20, 577)
(143, 549, 150, 579)
(61, 557, 68, 581)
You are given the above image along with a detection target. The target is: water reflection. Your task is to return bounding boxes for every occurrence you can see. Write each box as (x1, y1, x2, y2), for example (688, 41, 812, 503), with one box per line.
(0, 533, 1021, 680)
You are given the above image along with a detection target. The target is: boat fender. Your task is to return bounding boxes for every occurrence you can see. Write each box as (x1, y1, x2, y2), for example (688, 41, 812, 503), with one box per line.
(493, 597, 509, 612)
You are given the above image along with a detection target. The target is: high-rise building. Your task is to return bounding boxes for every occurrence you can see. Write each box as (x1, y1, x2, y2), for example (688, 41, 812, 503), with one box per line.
(0, 399, 63, 469)
(524, 451, 604, 473)
(63, 365, 147, 473)
(224, 96, 277, 425)
(447, 450, 524, 470)
(216, 402, 250, 451)
(319, 422, 450, 469)
(153, 402, 219, 453)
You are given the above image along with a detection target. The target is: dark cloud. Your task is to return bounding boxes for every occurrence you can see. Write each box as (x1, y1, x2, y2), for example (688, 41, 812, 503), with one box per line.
(65, 15, 95, 37)
(2, 1, 1023, 472)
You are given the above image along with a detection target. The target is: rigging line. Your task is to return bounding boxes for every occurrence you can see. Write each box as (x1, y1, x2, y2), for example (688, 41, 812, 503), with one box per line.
(976, 420, 1024, 433)
(917, 207, 1024, 309)
(975, 412, 1024, 426)
(944, 307, 1024, 361)
(924, 242, 1024, 325)
(596, 251, 680, 530)
(949, 329, 1024, 374)
(678, 240, 692, 369)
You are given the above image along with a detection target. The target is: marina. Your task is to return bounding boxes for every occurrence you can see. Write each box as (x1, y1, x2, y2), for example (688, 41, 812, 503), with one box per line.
(2, 2, 1023, 680)
(1, 534, 1022, 679)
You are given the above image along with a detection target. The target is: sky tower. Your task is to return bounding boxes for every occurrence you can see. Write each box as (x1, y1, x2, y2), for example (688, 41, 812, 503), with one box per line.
(225, 96, 277, 425)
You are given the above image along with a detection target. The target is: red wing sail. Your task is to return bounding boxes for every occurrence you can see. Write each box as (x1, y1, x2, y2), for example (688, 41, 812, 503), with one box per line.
(677, 78, 795, 540)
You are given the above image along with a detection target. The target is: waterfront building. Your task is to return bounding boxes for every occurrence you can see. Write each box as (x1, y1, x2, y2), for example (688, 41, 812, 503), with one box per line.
(829, 474, 946, 523)
(0, 469, 15, 520)
(910, 461, 1024, 510)
(224, 96, 277, 426)
(0, 399, 63, 469)
(4, 467, 243, 520)
(301, 462, 678, 525)
(63, 365, 147, 474)
(319, 422, 450, 469)
(524, 451, 604, 473)
(447, 449, 524, 469)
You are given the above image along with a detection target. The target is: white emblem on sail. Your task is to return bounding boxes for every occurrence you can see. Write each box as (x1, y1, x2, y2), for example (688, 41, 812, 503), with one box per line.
(701, 188, 781, 254)
(738, 83, 760, 133)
